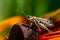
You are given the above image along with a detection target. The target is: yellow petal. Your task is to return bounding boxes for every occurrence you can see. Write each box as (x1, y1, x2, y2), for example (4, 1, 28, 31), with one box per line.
(0, 16, 25, 33)
(41, 8, 60, 19)
(0, 37, 5, 40)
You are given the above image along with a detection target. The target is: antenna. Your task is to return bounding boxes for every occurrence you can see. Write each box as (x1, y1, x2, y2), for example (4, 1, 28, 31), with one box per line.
(21, 10, 27, 17)
(21, 10, 30, 22)
(21, 10, 28, 18)
(17, 8, 28, 17)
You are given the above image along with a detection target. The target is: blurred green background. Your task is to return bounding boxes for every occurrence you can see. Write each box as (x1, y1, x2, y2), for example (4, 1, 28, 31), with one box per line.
(0, 0, 60, 38)
(0, 0, 60, 21)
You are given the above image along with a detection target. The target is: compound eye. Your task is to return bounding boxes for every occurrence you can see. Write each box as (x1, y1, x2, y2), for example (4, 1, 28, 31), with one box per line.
(40, 21, 41, 23)
(40, 21, 46, 25)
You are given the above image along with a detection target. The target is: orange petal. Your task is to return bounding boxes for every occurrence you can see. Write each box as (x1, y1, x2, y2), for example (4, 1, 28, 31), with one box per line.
(0, 16, 25, 33)
(42, 8, 60, 19)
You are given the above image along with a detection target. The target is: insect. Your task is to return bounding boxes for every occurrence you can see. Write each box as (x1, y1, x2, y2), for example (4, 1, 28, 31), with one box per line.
(21, 11, 54, 40)
(8, 11, 54, 40)
(22, 11, 54, 32)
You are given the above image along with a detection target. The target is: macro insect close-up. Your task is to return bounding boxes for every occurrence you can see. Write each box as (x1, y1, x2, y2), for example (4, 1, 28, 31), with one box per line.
(8, 12, 55, 40)
(1, 0, 60, 40)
